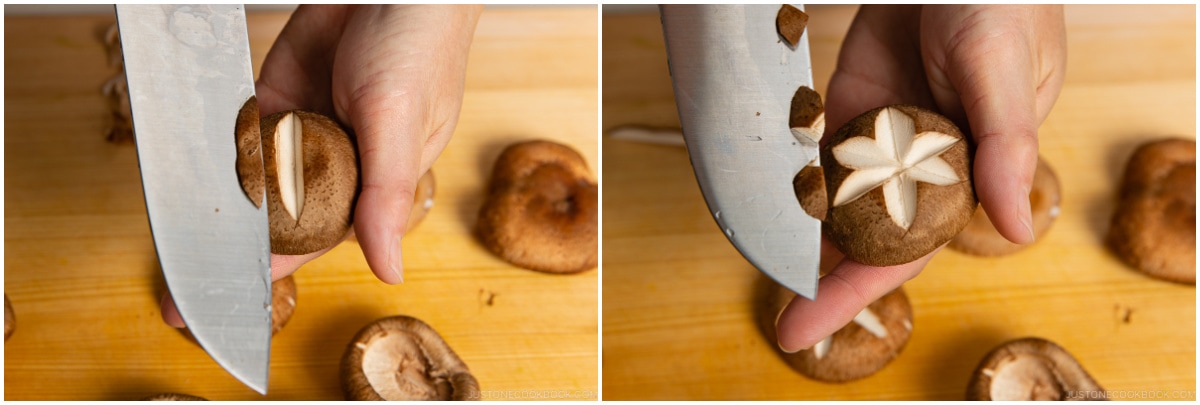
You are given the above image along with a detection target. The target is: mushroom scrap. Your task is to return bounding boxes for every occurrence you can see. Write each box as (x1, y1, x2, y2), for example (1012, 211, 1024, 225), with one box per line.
(142, 393, 208, 401)
(821, 105, 976, 266)
(477, 140, 598, 274)
(341, 316, 480, 401)
(967, 337, 1105, 400)
(759, 282, 913, 382)
(1107, 138, 1196, 284)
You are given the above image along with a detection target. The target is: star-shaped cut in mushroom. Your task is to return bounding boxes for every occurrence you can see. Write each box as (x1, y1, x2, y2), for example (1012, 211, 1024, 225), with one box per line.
(813, 306, 890, 359)
(830, 107, 961, 230)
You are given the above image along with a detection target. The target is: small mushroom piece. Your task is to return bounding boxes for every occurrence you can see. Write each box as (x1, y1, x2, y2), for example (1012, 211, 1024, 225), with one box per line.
(477, 140, 598, 274)
(142, 393, 207, 401)
(790, 86, 827, 220)
(776, 4, 809, 47)
(5, 294, 14, 340)
(758, 283, 913, 383)
(254, 110, 360, 255)
(967, 337, 1105, 400)
(821, 105, 976, 266)
(949, 156, 1061, 256)
(340, 316, 480, 401)
(234, 96, 264, 209)
(271, 275, 297, 336)
(1107, 138, 1195, 284)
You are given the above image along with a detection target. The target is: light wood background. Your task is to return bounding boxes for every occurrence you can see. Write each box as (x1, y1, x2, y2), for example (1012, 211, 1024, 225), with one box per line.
(602, 4, 1196, 400)
(5, 6, 598, 400)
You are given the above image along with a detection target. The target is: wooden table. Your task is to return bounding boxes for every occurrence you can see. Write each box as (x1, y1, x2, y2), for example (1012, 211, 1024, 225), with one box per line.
(5, 6, 598, 400)
(602, 5, 1195, 400)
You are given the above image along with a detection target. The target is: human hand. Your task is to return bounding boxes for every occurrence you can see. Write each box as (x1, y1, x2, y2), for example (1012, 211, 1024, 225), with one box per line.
(776, 4, 1066, 352)
(162, 5, 483, 327)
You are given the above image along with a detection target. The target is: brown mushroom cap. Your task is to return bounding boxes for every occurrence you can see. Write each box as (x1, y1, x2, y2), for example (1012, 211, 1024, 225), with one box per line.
(776, 4, 809, 47)
(477, 140, 598, 274)
(4, 294, 13, 341)
(142, 393, 208, 401)
(258, 110, 360, 255)
(1107, 138, 1196, 284)
(793, 165, 827, 221)
(234, 96, 264, 209)
(340, 316, 480, 401)
(271, 275, 297, 336)
(758, 283, 913, 383)
(966, 337, 1104, 400)
(821, 105, 976, 266)
(949, 156, 1061, 256)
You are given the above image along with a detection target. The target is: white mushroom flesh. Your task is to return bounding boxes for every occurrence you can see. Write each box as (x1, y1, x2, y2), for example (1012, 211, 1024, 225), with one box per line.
(362, 333, 448, 400)
(831, 107, 961, 229)
(989, 356, 1065, 400)
(275, 112, 305, 221)
(852, 307, 889, 338)
(813, 336, 832, 359)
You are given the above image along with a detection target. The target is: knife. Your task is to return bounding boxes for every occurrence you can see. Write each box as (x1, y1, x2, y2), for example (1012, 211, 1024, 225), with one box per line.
(661, 5, 821, 300)
(116, 5, 272, 394)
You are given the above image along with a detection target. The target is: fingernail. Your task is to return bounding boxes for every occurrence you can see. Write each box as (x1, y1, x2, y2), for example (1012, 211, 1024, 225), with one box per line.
(1018, 185, 1035, 243)
(774, 306, 808, 354)
(388, 234, 404, 284)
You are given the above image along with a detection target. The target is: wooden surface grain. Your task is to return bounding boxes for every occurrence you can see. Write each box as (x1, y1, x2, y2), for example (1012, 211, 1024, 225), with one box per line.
(5, 6, 598, 400)
(602, 5, 1195, 400)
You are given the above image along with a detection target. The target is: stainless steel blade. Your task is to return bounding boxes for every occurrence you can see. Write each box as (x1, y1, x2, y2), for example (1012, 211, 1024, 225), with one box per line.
(116, 5, 270, 394)
(661, 5, 821, 299)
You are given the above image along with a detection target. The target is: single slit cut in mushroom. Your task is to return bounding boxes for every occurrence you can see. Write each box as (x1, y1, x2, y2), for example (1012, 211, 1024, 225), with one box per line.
(967, 337, 1105, 400)
(949, 156, 1061, 256)
(758, 280, 913, 383)
(275, 112, 305, 221)
(4, 294, 14, 340)
(340, 316, 480, 401)
(822, 105, 976, 266)
(1107, 138, 1196, 284)
(477, 140, 598, 274)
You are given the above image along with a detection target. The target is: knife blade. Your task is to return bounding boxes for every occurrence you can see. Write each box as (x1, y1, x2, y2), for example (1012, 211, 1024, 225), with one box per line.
(661, 5, 821, 299)
(116, 4, 271, 394)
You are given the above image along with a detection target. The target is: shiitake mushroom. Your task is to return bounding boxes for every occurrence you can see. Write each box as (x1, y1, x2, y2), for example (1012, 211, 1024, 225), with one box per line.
(340, 316, 479, 400)
(477, 140, 598, 274)
(967, 337, 1105, 401)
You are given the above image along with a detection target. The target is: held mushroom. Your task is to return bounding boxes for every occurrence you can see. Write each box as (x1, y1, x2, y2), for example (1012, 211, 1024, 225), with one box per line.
(821, 105, 976, 266)
(967, 337, 1105, 400)
(477, 140, 598, 274)
(949, 156, 1061, 256)
(340, 316, 480, 401)
(758, 282, 913, 383)
(252, 110, 361, 255)
(142, 393, 208, 401)
(1107, 138, 1196, 284)
(5, 294, 13, 340)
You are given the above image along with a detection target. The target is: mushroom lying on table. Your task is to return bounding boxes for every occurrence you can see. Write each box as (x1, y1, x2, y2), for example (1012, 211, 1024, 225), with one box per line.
(1107, 138, 1196, 284)
(759, 282, 913, 383)
(340, 316, 480, 400)
(477, 140, 598, 274)
(967, 337, 1105, 400)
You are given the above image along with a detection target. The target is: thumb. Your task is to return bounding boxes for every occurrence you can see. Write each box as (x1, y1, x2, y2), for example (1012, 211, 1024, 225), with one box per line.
(922, 7, 1040, 244)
